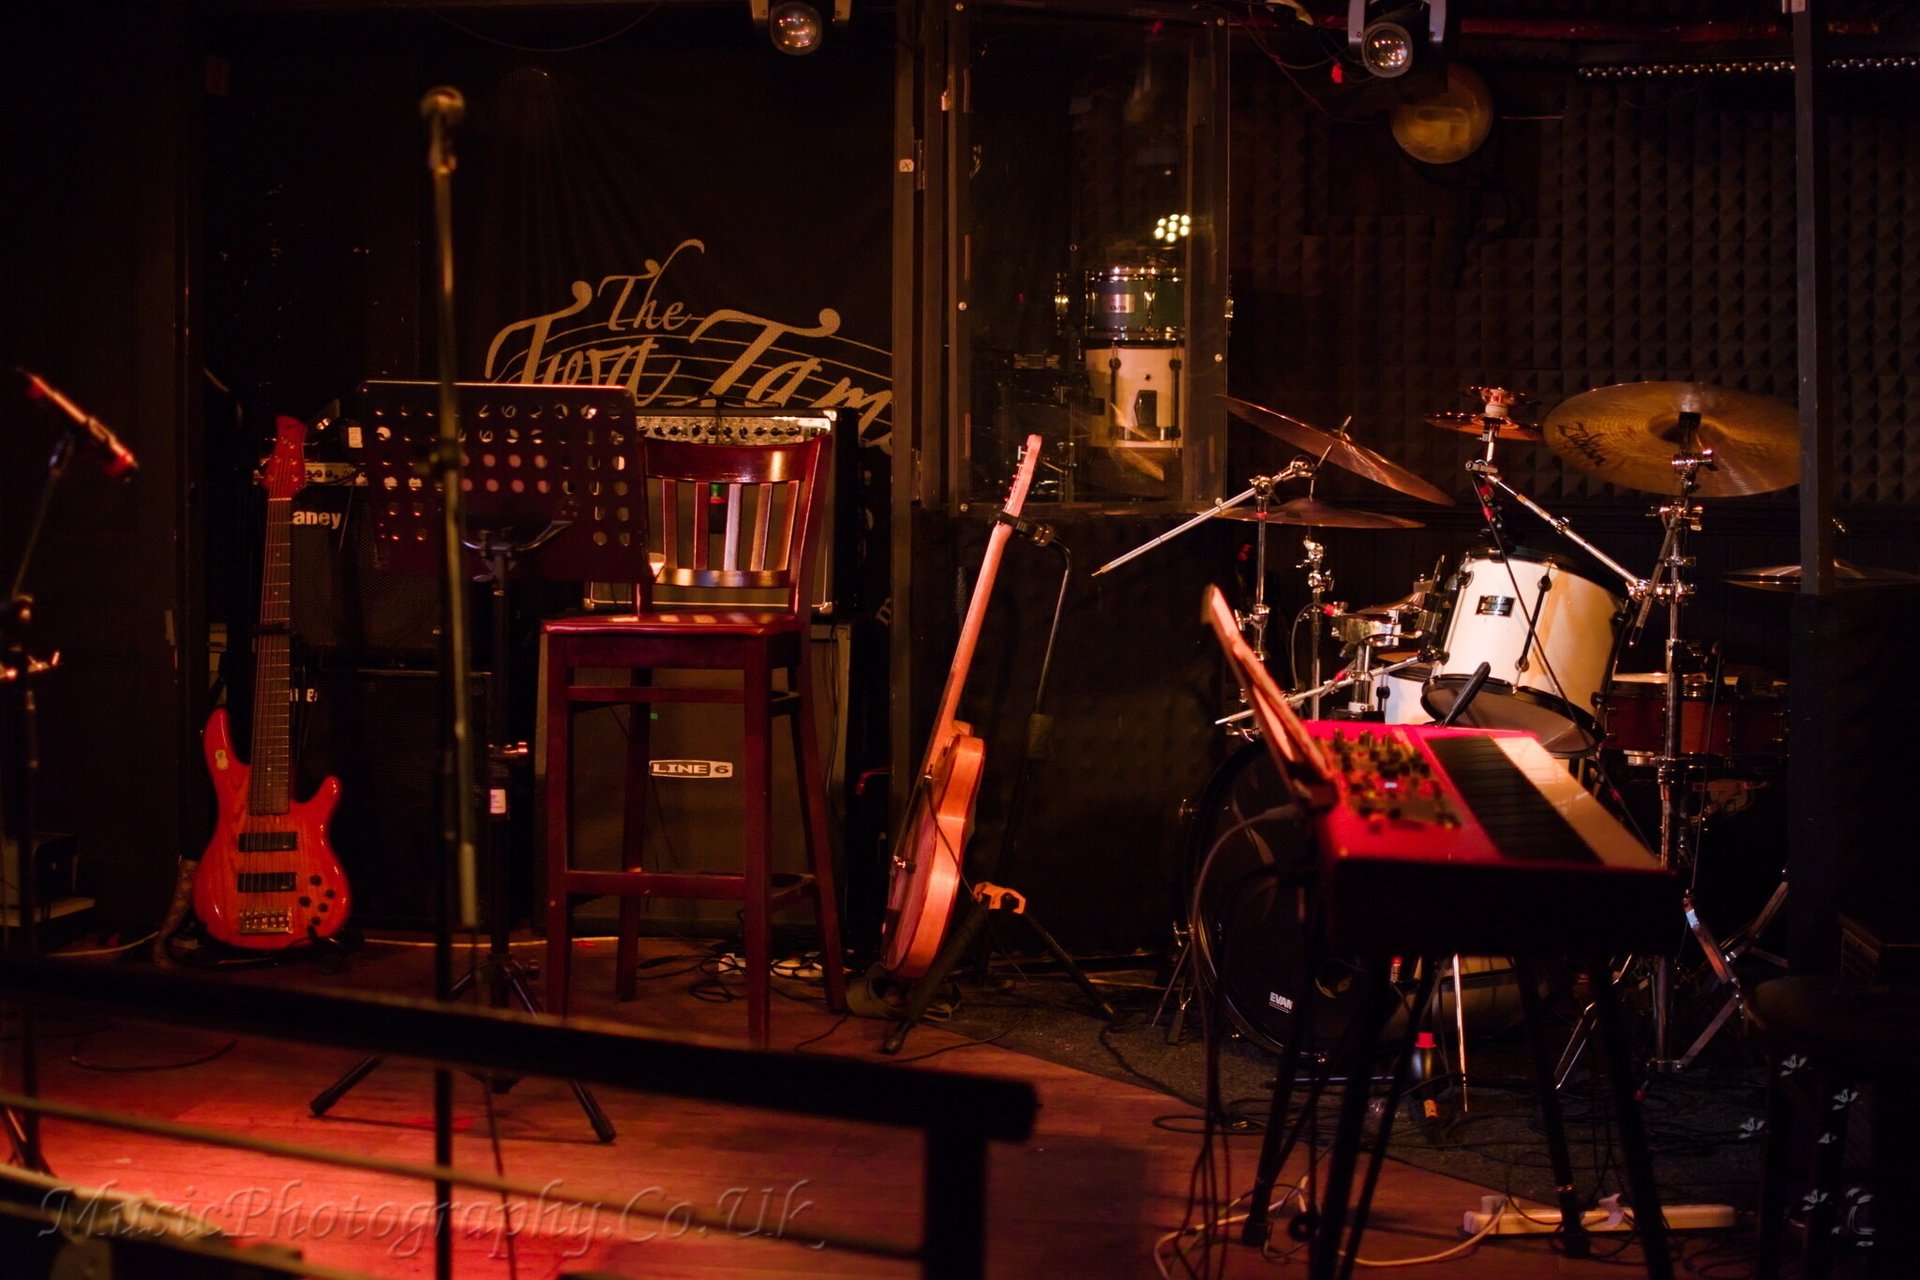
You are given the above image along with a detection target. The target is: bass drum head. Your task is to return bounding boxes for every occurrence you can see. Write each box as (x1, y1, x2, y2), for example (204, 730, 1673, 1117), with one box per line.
(1185, 742, 1370, 1057)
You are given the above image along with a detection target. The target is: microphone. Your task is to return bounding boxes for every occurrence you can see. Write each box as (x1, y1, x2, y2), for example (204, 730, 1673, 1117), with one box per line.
(17, 368, 138, 478)
(1435, 661, 1492, 728)
(419, 86, 465, 124)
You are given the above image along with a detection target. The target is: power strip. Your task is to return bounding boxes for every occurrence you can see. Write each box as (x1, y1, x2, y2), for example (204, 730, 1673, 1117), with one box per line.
(1463, 1194, 1739, 1236)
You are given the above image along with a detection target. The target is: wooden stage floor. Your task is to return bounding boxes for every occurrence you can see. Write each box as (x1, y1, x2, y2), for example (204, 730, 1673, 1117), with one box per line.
(8, 931, 1755, 1279)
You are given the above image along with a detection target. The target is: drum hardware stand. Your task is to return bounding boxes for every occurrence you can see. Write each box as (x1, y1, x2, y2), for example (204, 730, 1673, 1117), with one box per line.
(1213, 650, 1431, 731)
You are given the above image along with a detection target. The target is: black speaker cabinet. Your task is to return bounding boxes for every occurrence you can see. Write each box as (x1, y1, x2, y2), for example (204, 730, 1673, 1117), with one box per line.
(290, 481, 440, 659)
(293, 667, 524, 933)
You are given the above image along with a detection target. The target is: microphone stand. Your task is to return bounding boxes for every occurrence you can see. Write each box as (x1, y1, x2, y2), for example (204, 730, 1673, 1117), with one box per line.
(0, 427, 89, 1177)
(422, 86, 475, 1280)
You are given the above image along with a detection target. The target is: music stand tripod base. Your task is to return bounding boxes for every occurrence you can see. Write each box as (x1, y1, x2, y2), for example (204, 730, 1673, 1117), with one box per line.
(310, 381, 646, 1144)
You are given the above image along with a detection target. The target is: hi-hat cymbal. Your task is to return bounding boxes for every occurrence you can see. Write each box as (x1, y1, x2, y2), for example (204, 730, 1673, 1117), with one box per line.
(1423, 410, 1544, 442)
(1726, 559, 1920, 592)
(1541, 381, 1799, 496)
(1216, 498, 1425, 529)
(1220, 395, 1453, 505)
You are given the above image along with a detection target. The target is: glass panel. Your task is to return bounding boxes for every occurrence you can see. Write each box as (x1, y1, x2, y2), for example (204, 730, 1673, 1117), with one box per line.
(963, 8, 1226, 508)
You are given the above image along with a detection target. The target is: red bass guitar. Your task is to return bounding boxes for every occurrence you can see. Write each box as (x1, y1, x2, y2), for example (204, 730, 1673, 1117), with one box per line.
(880, 436, 1043, 978)
(193, 416, 352, 948)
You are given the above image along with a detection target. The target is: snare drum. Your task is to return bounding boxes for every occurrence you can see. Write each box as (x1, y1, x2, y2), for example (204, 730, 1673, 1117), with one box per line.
(1603, 671, 1787, 770)
(1086, 266, 1185, 342)
(1424, 550, 1623, 755)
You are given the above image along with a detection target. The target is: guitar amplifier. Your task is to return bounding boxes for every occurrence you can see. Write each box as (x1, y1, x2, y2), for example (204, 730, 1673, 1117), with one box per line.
(582, 407, 842, 614)
(293, 668, 520, 932)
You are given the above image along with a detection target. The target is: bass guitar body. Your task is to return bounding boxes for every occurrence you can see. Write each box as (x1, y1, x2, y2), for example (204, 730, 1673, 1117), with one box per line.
(194, 707, 351, 949)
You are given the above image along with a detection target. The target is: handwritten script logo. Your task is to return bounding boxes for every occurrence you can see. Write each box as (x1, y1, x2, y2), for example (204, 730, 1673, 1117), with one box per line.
(484, 239, 892, 449)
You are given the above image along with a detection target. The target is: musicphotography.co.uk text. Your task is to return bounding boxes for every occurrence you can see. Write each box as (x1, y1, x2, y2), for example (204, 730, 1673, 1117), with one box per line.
(42, 1177, 823, 1259)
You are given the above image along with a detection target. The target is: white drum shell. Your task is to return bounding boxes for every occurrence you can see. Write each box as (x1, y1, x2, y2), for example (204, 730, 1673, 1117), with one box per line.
(1084, 343, 1184, 440)
(1426, 552, 1621, 754)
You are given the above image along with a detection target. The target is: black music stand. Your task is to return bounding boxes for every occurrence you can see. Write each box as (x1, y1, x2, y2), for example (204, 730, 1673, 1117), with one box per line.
(309, 380, 646, 1142)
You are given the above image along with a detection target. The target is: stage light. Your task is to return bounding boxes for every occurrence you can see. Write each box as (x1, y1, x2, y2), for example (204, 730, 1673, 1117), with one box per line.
(1151, 212, 1191, 244)
(750, 0, 850, 56)
(1346, 0, 1448, 83)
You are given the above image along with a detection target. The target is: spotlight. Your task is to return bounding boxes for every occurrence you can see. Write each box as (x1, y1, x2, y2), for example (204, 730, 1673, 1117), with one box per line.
(1346, 0, 1448, 83)
(1151, 212, 1192, 244)
(751, 0, 850, 56)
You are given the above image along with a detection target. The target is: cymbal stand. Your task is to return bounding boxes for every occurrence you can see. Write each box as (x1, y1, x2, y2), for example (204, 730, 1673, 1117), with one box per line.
(1465, 462, 1650, 605)
(1642, 438, 1719, 1071)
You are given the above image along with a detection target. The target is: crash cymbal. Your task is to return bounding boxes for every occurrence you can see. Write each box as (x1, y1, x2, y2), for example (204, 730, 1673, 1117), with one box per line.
(1541, 381, 1799, 496)
(1220, 395, 1453, 505)
(1423, 409, 1544, 442)
(1216, 498, 1425, 529)
(1726, 558, 1920, 592)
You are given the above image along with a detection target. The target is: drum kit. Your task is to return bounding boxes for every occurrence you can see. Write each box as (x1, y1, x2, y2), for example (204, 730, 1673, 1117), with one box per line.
(1129, 378, 1919, 1071)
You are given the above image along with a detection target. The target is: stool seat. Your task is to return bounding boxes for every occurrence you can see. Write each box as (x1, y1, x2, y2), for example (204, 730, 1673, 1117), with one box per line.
(1747, 976, 1920, 1064)
(546, 609, 801, 638)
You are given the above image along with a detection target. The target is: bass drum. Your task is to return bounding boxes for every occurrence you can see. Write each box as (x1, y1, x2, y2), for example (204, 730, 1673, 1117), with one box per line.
(1184, 742, 1524, 1054)
(1184, 741, 1369, 1056)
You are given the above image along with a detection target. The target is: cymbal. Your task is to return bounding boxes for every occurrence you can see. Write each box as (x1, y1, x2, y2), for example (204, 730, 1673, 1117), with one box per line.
(1541, 381, 1799, 496)
(1216, 498, 1425, 529)
(1220, 395, 1453, 505)
(1423, 410, 1544, 442)
(1726, 558, 1920, 592)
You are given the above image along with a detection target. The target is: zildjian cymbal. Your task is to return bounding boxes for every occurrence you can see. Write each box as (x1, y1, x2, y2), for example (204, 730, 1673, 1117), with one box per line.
(1220, 395, 1453, 505)
(1541, 381, 1799, 496)
(1726, 559, 1920, 592)
(1215, 498, 1425, 529)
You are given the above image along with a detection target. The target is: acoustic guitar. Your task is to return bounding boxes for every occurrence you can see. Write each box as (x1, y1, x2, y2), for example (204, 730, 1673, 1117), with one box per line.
(880, 436, 1043, 978)
(193, 416, 352, 948)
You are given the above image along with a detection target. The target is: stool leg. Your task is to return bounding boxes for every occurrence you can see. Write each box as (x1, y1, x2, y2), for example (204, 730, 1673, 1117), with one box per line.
(1756, 1054, 1796, 1280)
(616, 676, 654, 1004)
(1804, 1069, 1848, 1280)
(742, 656, 774, 1047)
(544, 649, 574, 1019)
(789, 654, 846, 1012)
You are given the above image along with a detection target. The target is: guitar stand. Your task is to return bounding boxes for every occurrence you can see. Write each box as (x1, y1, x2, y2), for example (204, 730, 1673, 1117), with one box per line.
(883, 531, 1116, 1056)
(880, 882, 1116, 1055)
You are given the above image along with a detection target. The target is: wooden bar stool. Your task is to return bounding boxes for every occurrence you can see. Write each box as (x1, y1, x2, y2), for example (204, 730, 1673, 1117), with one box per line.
(542, 432, 846, 1046)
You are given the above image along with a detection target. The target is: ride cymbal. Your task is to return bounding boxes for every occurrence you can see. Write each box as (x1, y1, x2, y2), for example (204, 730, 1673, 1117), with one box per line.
(1541, 381, 1799, 496)
(1216, 498, 1425, 529)
(1726, 559, 1920, 592)
(1220, 395, 1453, 505)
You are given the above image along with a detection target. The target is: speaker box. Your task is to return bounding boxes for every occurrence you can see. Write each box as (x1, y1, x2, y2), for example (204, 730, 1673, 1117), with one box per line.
(293, 667, 523, 933)
(290, 481, 440, 659)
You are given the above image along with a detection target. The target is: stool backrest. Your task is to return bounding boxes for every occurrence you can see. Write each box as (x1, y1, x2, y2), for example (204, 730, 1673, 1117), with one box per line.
(635, 433, 831, 615)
